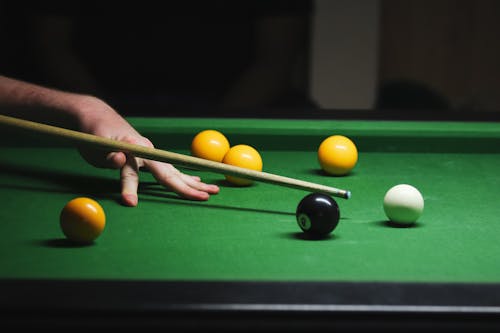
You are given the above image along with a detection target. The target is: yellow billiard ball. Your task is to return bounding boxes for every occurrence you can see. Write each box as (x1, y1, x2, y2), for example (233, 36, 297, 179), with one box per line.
(191, 129, 230, 162)
(318, 135, 358, 176)
(222, 144, 263, 186)
(60, 197, 106, 244)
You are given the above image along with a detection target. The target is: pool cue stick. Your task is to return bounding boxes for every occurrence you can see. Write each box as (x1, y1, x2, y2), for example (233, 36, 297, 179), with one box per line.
(0, 114, 351, 199)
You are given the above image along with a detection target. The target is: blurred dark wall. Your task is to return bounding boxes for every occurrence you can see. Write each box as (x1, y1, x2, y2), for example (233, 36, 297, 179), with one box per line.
(2, 0, 500, 116)
(378, 0, 500, 112)
(0, 1, 315, 115)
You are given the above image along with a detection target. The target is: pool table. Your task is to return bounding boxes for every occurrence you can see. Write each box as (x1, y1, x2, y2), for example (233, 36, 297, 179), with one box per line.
(1, 115, 500, 331)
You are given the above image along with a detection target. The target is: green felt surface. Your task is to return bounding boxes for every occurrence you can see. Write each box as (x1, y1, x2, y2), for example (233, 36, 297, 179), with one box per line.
(1, 118, 500, 283)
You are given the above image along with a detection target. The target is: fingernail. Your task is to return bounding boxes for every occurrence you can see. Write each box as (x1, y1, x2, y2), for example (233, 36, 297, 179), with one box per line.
(122, 194, 138, 207)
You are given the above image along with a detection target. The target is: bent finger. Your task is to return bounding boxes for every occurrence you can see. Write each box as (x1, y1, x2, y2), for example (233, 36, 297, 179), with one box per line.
(120, 155, 140, 207)
(79, 147, 127, 169)
(179, 173, 220, 195)
(146, 160, 219, 200)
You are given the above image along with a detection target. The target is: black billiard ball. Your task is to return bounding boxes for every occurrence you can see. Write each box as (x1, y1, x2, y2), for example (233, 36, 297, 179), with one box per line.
(296, 193, 340, 237)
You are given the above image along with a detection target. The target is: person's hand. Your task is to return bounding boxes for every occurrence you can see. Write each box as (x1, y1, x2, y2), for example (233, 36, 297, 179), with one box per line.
(74, 96, 219, 206)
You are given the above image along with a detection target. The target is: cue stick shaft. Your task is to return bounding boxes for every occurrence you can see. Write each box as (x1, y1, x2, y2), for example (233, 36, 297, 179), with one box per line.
(0, 114, 351, 199)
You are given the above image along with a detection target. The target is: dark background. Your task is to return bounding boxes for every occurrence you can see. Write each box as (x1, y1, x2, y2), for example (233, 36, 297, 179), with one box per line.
(1, 0, 500, 119)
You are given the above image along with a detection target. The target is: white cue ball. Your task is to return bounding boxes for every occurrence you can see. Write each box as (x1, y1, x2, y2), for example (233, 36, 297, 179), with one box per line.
(383, 184, 424, 224)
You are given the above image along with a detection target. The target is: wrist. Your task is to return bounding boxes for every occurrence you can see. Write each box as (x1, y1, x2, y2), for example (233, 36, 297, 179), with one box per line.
(68, 94, 108, 129)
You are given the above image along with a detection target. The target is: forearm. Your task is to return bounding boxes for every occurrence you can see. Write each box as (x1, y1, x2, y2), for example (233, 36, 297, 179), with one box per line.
(0, 75, 90, 128)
